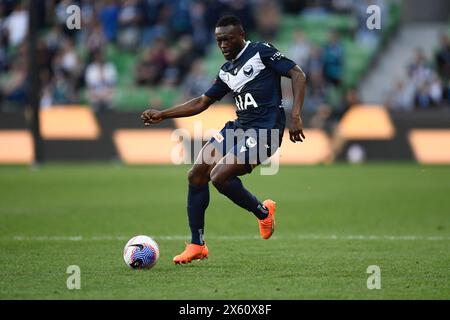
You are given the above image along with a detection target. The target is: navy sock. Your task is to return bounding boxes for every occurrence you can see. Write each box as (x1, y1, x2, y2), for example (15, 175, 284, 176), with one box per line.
(187, 184, 209, 245)
(216, 177, 268, 220)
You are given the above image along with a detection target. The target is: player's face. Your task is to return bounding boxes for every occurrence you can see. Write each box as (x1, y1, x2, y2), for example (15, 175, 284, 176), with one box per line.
(215, 25, 245, 60)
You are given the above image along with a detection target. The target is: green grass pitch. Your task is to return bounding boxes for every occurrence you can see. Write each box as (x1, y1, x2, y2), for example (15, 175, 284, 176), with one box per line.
(0, 163, 449, 299)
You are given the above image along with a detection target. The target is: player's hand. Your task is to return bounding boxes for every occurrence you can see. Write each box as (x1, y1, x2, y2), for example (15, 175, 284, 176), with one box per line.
(141, 109, 163, 126)
(289, 114, 306, 143)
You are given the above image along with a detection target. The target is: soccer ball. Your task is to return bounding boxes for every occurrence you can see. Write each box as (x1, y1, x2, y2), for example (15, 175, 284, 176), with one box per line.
(123, 235, 160, 269)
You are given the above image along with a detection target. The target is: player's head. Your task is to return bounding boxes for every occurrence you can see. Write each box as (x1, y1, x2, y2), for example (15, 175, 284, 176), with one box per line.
(215, 15, 246, 61)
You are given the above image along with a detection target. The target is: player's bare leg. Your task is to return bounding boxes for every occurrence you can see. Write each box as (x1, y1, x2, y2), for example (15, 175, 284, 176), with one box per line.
(173, 141, 221, 264)
(210, 152, 276, 239)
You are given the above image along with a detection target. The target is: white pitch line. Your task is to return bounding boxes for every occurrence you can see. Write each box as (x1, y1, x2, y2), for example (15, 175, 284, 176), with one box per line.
(6, 235, 450, 241)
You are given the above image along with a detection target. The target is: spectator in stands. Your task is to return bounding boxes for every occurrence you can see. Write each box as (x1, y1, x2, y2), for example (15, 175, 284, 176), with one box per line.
(409, 49, 433, 89)
(41, 70, 77, 108)
(99, 0, 120, 43)
(304, 45, 323, 76)
(0, 0, 406, 115)
(310, 104, 332, 130)
(55, 0, 71, 25)
(408, 48, 446, 108)
(311, 86, 359, 132)
(323, 31, 344, 87)
(436, 34, 450, 81)
(226, 0, 256, 33)
(135, 37, 169, 86)
(176, 35, 201, 73)
(189, 0, 210, 55)
(0, 59, 28, 109)
(302, 0, 329, 16)
(135, 47, 158, 86)
(81, 0, 96, 27)
(0, 3, 9, 73)
(331, 0, 355, 14)
(0, 2, 7, 37)
(0, 40, 6, 75)
(86, 22, 108, 58)
(254, 0, 281, 42)
(161, 48, 181, 87)
(280, 0, 308, 14)
(36, 38, 53, 82)
(288, 30, 311, 68)
(304, 71, 327, 112)
(3, 1, 28, 47)
(386, 81, 415, 112)
(414, 76, 443, 109)
(335, 87, 359, 120)
(85, 50, 117, 112)
(45, 25, 65, 55)
(117, 0, 142, 50)
(170, 0, 193, 38)
(429, 74, 443, 106)
(435, 33, 450, 104)
(59, 38, 82, 83)
(140, 0, 170, 47)
(415, 83, 432, 109)
(181, 59, 211, 100)
(40, 70, 53, 109)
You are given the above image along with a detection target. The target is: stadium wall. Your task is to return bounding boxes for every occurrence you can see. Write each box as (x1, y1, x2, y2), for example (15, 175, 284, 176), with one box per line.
(0, 105, 449, 165)
(401, 0, 450, 22)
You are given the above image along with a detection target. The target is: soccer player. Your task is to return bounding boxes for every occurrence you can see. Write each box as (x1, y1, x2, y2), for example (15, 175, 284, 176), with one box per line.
(141, 16, 306, 264)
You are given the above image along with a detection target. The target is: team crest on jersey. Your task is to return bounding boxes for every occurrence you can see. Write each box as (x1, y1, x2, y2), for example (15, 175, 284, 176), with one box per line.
(219, 52, 266, 93)
(243, 65, 253, 77)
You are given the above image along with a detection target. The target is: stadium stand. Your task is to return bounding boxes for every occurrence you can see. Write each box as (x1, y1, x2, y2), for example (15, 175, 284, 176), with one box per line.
(2, 0, 450, 166)
(0, 0, 402, 114)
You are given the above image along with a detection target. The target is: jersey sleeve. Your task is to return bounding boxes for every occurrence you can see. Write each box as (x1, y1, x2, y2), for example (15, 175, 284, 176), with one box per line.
(204, 75, 231, 101)
(258, 42, 297, 76)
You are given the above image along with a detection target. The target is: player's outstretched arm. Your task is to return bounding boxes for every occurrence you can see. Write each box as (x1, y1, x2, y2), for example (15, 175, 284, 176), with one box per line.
(287, 65, 307, 143)
(141, 95, 214, 126)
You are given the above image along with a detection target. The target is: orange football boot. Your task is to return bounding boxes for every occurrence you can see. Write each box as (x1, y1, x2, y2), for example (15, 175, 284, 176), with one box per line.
(258, 199, 277, 239)
(173, 243, 209, 264)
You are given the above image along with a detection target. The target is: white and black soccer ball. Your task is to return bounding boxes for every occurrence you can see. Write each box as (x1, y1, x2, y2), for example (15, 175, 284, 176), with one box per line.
(123, 235, 160, 269)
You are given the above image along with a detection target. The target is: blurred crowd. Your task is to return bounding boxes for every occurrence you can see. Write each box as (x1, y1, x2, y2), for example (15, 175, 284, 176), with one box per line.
(386, 34, 450, 111)
(0, 0, 389, 114)
(3, 0, 442, 121)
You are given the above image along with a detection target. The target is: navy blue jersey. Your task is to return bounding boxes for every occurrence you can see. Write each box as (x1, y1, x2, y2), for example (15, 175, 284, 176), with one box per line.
(204, 41, 296, 129)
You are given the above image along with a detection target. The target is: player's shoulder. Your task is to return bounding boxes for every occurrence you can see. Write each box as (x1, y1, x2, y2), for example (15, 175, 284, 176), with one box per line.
(251, 41, 283, 59)
(252, 41, 279, 51)
(218, 60, 232, 72)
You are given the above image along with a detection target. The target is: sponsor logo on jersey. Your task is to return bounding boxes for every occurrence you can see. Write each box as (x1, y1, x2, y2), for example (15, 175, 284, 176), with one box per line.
(270, 51, 283, 61)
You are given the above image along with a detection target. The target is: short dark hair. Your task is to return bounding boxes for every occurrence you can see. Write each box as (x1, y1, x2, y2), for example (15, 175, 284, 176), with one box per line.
(216, 15, 243, 29)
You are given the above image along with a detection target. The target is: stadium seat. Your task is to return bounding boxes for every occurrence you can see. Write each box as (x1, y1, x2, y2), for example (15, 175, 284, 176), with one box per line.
(113, 87, 151, 110)
(113, 86, 181, 111)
